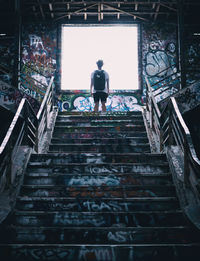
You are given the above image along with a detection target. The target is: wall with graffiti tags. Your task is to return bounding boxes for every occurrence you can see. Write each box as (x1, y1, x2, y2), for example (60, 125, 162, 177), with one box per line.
(175, 79, 200, 114)
(0, 79, 40, 114)
(185, 28, 200, 84)
(21, 23, 57, 103)
(142, 23, 178, 102)
(0, 37, 15, 84)
(56, 90, 143, 112)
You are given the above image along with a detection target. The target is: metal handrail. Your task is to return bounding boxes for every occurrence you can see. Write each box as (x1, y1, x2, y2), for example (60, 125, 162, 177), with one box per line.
(145, 63, 181, 100)
(36, 76, 54, 152)
(0, 98, 38, 190)
(0, 76, 54, 191)
(160, 97, 200, 194)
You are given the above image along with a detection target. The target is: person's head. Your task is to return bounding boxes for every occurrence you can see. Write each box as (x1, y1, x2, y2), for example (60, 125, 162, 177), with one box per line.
(96, 59, 104, 69)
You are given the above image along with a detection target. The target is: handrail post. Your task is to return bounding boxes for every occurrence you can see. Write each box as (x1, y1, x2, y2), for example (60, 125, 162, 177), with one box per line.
(168, 102, 173, 146)
(24, 100, 29, 146)
(184, 139, 190, 186)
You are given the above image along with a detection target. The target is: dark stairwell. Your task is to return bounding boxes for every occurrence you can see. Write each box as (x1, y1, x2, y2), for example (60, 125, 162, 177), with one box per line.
(0, 110, 200, 260)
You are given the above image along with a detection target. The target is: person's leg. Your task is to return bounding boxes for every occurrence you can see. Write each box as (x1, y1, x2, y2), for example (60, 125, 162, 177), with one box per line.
(93, 93, 100, 112)
(94, 102, 99, 112)
(100, 92, 108, 112)
(102, 102, 106, 112)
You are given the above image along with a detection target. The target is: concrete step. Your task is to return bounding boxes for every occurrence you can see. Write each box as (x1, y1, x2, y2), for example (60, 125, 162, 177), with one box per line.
(1, 244, 200, 261)
(27, 163, 169, 175)
(19, 185, 176, 198)
(24, 173, 173, 186)
(58, 111, 143, 116)
(51, 137, 149, 145)
(53, 125, 146, 133)
(48, 144, 151, 153)
(55, 119, 145, 127)
(16, 197, 179, 212)
(52, 131, 148, 139)
(29, 153, 168, 165)
(12, 210, 187, 227)
(2, 226, 198, 244)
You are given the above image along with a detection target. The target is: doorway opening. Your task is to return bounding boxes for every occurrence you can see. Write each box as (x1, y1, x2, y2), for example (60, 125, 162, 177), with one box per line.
(61, 25, 139, 90)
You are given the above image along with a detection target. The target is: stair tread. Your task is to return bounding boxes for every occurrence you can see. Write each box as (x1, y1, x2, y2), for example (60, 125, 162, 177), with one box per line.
(26, 172, 172, 176)
(21, 184, 175, 188)
(14, 210, 183, 214)
(1, 243, 199, 246)
(9, 226, 190, 230)
(17, 196, 178, 201)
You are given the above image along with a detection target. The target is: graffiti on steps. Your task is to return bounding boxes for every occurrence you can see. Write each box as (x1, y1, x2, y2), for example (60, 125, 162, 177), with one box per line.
(26, 187, 158, 198)
(50, 164, 166, 174)
(13, 246, 116, 261)
(79, 247, 115, 261)
(82, 200, 131, 212)
(68, 175, 120, 186)
(53, 212, 106, 227)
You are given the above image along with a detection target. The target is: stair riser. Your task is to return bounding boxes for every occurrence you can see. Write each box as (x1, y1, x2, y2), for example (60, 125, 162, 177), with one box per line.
(28, 164, 169, 175)
(48, 145, 151, 153)
(55, 121, 144, 127)
(4, 228, 197, 244)
(52, 132, 148, 139)
(24, 175, 172, 186)
(16, 200, 179, 212)
(20, 187, 176, 198)
(57, 115, 143, 121)
(14, 212, 186, 227)
(1, 245, 199, 261)
(53, 126, 146, 133)
(29, 154, 167, 164)
(51, 137, 149, 145)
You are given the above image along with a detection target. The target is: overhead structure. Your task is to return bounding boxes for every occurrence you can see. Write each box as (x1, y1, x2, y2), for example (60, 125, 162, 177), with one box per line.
(0, 1, 199, 24)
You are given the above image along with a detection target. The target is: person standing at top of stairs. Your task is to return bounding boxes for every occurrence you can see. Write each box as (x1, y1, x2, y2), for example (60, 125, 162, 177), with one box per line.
(90, 59, 110, 112)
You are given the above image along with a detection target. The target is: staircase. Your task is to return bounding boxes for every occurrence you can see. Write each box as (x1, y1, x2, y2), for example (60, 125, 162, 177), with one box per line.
(0, 111, 200, 261)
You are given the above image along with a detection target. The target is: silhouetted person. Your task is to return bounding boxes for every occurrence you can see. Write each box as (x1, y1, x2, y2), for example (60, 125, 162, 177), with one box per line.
(90, 59, 109, 112)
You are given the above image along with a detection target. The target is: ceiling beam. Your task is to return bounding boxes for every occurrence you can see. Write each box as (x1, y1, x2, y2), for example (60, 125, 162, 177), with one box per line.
(55, 3, 98, 21)
(103, 3, 150, 22)
(160, 3, 177, 12)
(37, 0, 45, 20)
(49, 3, 54, 18)
(154, 3, 160, 21)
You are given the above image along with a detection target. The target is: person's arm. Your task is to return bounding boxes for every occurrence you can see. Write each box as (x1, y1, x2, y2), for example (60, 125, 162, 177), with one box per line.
(107, 78, 110, 94)
(90, 78, 94, 95)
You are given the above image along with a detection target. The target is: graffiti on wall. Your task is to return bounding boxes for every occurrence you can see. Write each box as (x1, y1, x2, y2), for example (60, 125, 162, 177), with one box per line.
(21, 24, 57, 103)
(0, 38, 15, 84)
(56, 91, 143, 112)
(142, 23, 179, 102)
(175, 79, 200, 114)
(185, 40, 200, 84)
(0, 79, 40, 113)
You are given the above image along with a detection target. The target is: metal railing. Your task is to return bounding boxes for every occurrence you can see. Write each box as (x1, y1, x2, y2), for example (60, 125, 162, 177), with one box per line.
(36, 76, 54, 152)
(0, 98, 37, 190)
(0, 76, 54, 191)
(145, 64, 181, 103)
(145, 71, 200, 206)
(160, 97, 200, 196)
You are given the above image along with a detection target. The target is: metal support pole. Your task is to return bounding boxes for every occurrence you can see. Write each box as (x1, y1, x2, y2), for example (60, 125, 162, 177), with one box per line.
(177, 0, 186, 89)
(13, 0, 22, 89)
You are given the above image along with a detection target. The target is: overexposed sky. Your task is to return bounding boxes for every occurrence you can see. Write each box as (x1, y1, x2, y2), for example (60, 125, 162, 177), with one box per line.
(61, 25, 138, 90)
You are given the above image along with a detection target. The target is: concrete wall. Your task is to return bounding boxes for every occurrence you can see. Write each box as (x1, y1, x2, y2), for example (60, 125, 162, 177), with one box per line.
(142, 23, 178, 102)
(1, 22, 200, 112)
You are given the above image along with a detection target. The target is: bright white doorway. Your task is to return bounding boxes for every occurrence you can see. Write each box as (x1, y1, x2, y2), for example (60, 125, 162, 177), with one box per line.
(61, 25, 139, 90)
